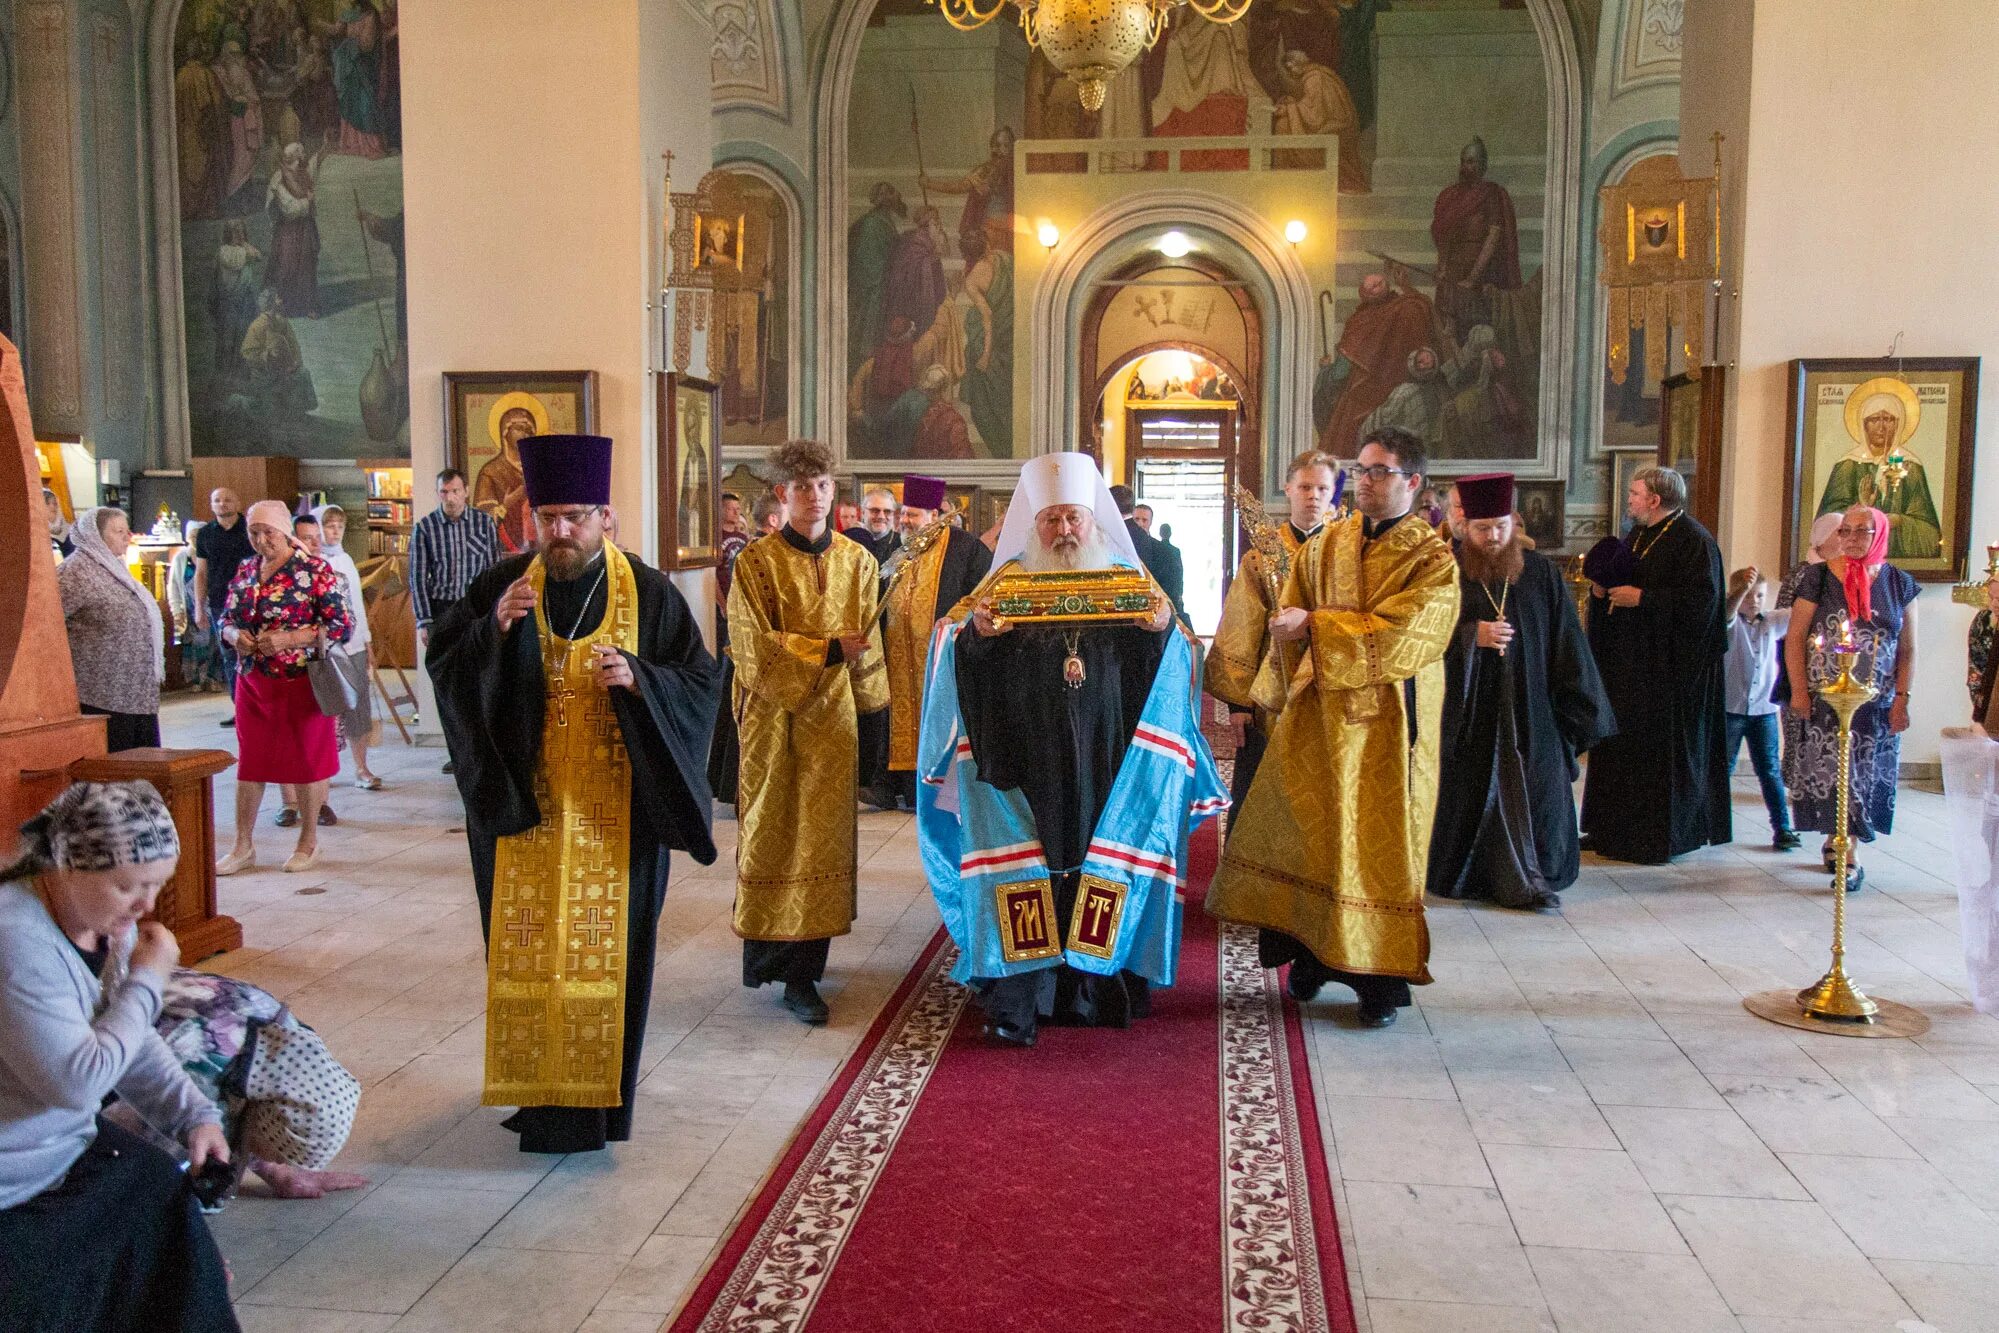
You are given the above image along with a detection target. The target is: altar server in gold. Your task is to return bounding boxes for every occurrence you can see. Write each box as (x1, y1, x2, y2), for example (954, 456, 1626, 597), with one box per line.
(1207, 426, 1459, 1028)
(878, 473, 992, 810)
(729, 438, 889, 1024)
(1205, 448, 1339, 812)
(428, 434, 720, 1153)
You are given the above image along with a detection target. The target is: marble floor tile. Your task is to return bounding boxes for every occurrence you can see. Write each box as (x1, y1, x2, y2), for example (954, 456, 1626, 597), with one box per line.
(1365, 1300, 1556, 1333)
(483, 1138, 717, 1257)
(1602, 1105, 1809, 1200)
(1482, 1144, 1688, 1254)
(1777, 1152, 1999, 1265)
(1323, 1095, 1495, 1188)
(1449, 1068, 1620, 1150)
(596, 1233, 722, 1315)
(389, 1244, 619, 1333)
(1883, 1114, 1999, 1208)
(1555, 1036, 1728, 1109)
(1714, 1074, 1921, 1159)
(1873, 1259, 1999, 1333)
(1340, 1181, 1544, 1308)
(1525, 1247, 1739, 1333)
(242, 1184, 516, 1314)
(234, 1311, 399, 1333)
(1661, 1195, 1914, 1321)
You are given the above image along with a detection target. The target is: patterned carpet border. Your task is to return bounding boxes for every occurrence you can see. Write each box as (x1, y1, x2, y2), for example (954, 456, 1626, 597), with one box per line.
(666, 927, 966, 1333)
(667, 875, 1357, 1333)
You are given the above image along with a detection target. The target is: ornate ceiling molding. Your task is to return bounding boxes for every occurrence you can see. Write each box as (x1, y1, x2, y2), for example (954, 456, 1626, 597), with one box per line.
(711, 0, 787, 118)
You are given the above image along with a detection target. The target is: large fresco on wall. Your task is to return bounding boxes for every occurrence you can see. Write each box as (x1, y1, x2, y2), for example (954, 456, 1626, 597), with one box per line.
(1024, 0, 1546, 466)
(172, 0, 405, 459)
(846, 0, 1021, 460)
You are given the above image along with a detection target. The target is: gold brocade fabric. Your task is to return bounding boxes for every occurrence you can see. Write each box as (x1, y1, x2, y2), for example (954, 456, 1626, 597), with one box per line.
(1204, 525, 1309, 731)
(1206, 514, 1460, 982)
(483, 544, 639, 1110)
(727, 533, 887, 940)
(884, 534, 947, 772)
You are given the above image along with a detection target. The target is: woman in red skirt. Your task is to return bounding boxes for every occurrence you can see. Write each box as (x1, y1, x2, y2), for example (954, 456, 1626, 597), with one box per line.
(216, 501, 352, 875)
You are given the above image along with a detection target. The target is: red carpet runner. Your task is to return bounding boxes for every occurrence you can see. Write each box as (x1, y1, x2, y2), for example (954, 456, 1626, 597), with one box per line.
(667, 823, 1357, 1333)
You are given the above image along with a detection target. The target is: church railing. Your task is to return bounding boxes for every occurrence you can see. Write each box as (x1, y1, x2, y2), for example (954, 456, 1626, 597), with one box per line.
(1019, 135, 1342, 180)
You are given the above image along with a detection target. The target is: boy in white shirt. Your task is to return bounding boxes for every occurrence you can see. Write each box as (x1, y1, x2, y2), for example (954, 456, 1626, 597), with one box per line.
(1723, 566, 1798, 850)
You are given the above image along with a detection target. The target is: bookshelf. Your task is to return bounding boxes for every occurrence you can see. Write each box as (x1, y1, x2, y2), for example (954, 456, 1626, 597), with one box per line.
(361, 460, 413, 556)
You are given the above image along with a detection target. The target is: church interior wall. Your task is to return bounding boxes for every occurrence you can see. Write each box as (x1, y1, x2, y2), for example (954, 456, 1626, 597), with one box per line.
(1683, 0, 1999, 766)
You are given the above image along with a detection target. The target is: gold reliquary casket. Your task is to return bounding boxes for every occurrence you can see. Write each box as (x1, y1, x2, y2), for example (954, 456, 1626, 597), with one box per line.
(987, 567, 1157, 628)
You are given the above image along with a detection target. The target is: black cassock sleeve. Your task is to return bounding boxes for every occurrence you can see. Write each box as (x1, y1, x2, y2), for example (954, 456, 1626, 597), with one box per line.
(612, 565, 720, 866)
(1537, 558, 1616, 758)
(427, 555, 720, 868)
(427, 554, 544, 839)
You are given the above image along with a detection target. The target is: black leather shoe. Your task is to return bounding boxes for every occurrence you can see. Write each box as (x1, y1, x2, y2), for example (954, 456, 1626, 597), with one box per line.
(1773, 830, 1802, 851)
(1287, 965, 1325, 1003)
(1357, 1002, 1399, 1029)
(782, 981, 829, 1025)
(442, 759, 456, 775)
(983, 1021, 1036, 1048)
(1843, 865, 1866, 894)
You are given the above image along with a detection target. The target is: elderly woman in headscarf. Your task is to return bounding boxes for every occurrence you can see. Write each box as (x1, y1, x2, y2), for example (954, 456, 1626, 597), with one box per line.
(217, 500, 352, 876)
(58, 507, 166, 751)
(1781, 505, 1920, 892)
(311, 503, 380, 790)
(0, 782, 240, 1333)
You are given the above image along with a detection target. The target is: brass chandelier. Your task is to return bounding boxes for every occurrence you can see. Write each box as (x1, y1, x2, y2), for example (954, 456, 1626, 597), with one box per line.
(929, 0, 1253, 113)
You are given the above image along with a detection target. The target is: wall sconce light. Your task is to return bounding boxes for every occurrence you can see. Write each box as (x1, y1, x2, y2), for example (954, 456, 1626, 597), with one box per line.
(1157, 230, 1192, 259)
(1284, 219, 1308, 246)
(1037, 220, 1060, 251)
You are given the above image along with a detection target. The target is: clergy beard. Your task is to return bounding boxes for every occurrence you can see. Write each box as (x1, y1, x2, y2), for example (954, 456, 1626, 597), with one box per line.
(1460, 533, 1526, 585)
(544, 536, 605, 581)
(1021, 529, 1112, 572)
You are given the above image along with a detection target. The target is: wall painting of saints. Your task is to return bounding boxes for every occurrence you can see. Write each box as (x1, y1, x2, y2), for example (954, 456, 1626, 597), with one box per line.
(443, 370, 598, 556)
(1783, 358, 1980, 581)
(172, 0, 407, 458)
(660, 373, 720, 570)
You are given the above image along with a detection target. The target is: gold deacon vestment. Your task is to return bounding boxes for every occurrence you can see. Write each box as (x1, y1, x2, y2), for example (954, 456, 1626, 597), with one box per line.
(728, 531, 889, 940)
(883, 534, 948, 772)
(1206, 513, 1460, 982)
(484, 544, 639, 1109)
(1205, 522, 1311, 730)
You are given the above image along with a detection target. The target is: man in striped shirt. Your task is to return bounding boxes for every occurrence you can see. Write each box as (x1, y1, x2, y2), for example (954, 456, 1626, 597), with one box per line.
(411, 468, 502, 772)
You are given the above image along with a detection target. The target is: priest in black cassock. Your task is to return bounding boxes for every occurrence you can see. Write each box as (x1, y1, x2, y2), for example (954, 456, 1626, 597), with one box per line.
(1580, 464, 1731, 864)
(428, 434, 719, 1154)
(954, 453, 1178, 1046)
(1427, 473, 1615, 910)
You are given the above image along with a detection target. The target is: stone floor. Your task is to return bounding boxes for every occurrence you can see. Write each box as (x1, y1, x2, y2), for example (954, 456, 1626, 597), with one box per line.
(159, 693, 1999, 1333)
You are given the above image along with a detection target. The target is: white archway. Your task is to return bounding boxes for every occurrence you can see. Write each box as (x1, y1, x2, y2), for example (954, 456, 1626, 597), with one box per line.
(813, 0, 1588, 474)
(1030, 191, 1310, 477)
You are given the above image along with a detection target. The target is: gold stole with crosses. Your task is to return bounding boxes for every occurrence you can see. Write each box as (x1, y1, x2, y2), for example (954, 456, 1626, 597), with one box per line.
(483, 543, 638, 1109)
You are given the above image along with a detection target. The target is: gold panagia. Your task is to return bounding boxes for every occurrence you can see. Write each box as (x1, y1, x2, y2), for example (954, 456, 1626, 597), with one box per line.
(1206, 513, 1460, 982)
(484, 544, 639, 1110)
(1205, 523, 1311, 728)
(728, 532, 888, 940)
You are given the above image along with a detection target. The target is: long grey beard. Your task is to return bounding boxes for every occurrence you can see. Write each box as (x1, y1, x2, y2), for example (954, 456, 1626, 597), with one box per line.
(1020, 531, 1112, 572)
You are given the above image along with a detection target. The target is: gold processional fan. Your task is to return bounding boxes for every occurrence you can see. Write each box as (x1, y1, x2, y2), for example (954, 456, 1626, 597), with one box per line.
(929, 0, 1252, 113)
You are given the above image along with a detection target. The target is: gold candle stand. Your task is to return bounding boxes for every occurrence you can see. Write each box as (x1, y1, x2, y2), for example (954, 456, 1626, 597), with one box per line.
(1744, 636, 1929, 1038)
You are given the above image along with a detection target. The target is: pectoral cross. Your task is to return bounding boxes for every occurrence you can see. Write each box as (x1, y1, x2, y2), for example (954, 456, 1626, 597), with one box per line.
(549, 671, 581, 727)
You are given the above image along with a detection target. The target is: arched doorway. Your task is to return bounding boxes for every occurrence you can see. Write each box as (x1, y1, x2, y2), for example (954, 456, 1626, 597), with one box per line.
(1079, 252, 1261, 635)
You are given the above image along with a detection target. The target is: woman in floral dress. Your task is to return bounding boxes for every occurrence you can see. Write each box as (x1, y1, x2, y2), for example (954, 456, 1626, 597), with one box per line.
(1781, 505, 1918, 892)
(216, 501, 351, 876)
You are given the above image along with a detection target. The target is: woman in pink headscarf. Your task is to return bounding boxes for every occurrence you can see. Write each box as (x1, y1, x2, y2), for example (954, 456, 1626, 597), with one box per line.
(1780, 505, 1918, 892)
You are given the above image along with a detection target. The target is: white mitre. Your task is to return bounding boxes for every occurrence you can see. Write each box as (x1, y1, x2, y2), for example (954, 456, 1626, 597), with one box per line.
(989, 451, 1140, 570)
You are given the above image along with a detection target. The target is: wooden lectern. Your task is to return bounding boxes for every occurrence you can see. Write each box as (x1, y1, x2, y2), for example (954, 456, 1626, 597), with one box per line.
(0, 335, 106, 838)
(0, 336, 242, 962)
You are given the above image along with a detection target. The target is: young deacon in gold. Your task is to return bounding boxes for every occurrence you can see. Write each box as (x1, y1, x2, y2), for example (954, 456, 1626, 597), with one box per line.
(1205, 449, 1338, 813)
(727, 439, 889, 1024)
(1206, 426, 1459, 1028)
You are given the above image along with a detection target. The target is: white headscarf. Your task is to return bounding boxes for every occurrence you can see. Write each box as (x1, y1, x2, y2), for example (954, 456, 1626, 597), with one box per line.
(988, 452, 1140, 571)
(71, 507, 164, 682)
(1805, 512, 1843, 563)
